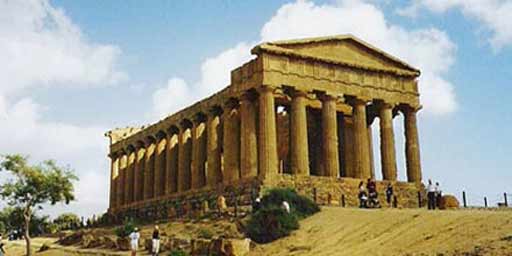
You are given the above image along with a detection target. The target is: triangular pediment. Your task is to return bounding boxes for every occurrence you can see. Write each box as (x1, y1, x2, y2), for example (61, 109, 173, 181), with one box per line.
(253, 35, 419, 76)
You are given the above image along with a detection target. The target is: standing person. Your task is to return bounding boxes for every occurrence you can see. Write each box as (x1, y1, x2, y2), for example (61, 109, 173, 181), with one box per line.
(426, 179, 436, 210)
(435, 182, 442, 209)
(152, 225, 160, 256)
(0, 234, 5, 256)
(282, 200, 291, 213)
(129, 227, 140, 256)
(358, 181, 368, 208)
(386, 183, 394, 205)
(252, 197, 261, 213)
(217, 194, 227, 217)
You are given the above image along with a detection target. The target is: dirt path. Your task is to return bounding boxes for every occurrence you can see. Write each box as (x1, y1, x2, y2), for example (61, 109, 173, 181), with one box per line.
(250, 207, 512, 256)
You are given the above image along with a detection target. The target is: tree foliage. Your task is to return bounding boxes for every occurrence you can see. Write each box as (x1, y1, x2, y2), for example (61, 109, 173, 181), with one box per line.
(53, 213, 81, 231)
(0, 154, 78, 256)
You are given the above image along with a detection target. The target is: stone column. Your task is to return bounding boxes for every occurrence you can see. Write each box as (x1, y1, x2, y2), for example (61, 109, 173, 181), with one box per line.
(165, 130, 179, 194)
(118, 153, 127, 207)
(154, 136, 167, 197)
(207, 109, 222, 187)
(223, 102, 241, 183)
(321, 94, 340, 178)
(343, 117, 355, 178)
(368, 125, 376, 179)
(379, 102, 398, 181)
(126, 150, 136, 204)
(191, 116, 207, 189)
(144, 140, 156, 200)
(352, 98, 371, 179)
(258, 86, 279, 180)
(290, 90, 310, 175)
(109, 154, 119, 209)
(178, 122, 192, 192)
(404, 106, 422, 183)
(240, 93, 258, 178)
(134, 146, 145, 202)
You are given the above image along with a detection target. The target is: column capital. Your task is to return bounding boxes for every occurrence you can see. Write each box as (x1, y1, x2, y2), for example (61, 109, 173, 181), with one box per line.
(192, 112, 207, 124)
(347, 96, 371, 106)
(240, 89, 258, 102)
(179, 119, 193, 130)
(207, 105, 223, 117)
(317, 91, 345, 103)
(167, 125, 180, 136)
(399, 103, 422, 114)
(257, 84, 277, 94)
(375, 100, 398, 109)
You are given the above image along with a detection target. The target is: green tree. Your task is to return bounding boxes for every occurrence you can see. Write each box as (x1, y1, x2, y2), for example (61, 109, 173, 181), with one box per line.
(0, 154, 78, 256)
(53, 213, 81, 231)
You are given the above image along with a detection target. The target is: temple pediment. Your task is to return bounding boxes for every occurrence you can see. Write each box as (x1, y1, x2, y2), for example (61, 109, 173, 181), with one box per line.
(252, 35, 420, 76)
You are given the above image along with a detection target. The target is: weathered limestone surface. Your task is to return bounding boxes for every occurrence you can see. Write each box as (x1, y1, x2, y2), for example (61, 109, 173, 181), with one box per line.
(106, 35, 425, 214)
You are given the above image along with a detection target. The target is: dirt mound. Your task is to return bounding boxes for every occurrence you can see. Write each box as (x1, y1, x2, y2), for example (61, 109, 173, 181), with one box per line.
(440, 194, 460, 209)
(250, 207, 512, 256)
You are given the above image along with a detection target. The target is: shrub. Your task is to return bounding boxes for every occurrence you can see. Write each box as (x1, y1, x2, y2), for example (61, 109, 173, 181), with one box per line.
(114, 220, 136, 238)
(246, 206, 299, 243)
(169, 249, 189, 256)
(260, 188, 320, 219)
(197, 228, 214, 239)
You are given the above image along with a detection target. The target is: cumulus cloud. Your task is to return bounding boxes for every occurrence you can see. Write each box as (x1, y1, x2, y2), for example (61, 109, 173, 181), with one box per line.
(397, 0, 512, 51)
(152, 0, 457, 117)
(0, 0, 123, 218)
(0, 0, 125, 96)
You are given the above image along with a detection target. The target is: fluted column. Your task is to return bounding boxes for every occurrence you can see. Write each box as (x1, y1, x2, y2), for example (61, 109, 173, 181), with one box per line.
(290, 90, 310, 175)
(352, 98, 371, 179)
(223, 103, 241, 183)
(109, 154, 119, 210)
(191, 116, 207, 189)
(258, 86, 279, 180)
(321, 94, 340, 177)
(144, 140, 156, 200)
(118, 152, 127, 207)
(165, 130, 179, 194)
(154, 136, 167, 197)
(207, 109, 222, 186)
(134, 146, 145, 202)
(178, 122, 192, 192)
(240, 93, 258, 178)
(126, 150, 136, 204)
(404, 106, 422, 183)
(379, 102, 398, 181)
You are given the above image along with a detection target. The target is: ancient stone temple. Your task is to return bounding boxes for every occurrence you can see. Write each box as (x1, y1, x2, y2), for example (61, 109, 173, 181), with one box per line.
(106, 35, 423, 217)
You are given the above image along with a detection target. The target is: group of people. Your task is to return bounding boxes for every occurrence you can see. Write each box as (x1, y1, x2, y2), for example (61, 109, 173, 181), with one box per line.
(358, 179, 397, 209)
(426, 179, 442, 210)
(128, 225, 160, 256)
(251, 196, 291, 214)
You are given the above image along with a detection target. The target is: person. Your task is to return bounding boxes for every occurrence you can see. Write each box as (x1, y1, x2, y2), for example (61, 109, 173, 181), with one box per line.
(217, 194, 227, 217)
(426, 179, 436, 210)
(0, 234, 5, 256)
(282, 200, 291, 213)
(152, 225, 160, 256)
(129, 227, 140, 256)
(252, 197, 261, 213)
(435, 182, 442, 209)
(358, 181, 368, 208)
(386, 183, 394, 205)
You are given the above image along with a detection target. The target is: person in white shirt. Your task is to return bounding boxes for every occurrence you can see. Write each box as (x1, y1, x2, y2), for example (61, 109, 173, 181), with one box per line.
(282, 200, 290, 213)
(435, 182, 442, 209)
(129, 227, 140, 256)
(426, 179, 436, 210)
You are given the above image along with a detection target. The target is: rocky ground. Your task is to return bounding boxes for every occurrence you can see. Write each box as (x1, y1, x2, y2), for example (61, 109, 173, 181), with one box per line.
(4, 207, 512, 255)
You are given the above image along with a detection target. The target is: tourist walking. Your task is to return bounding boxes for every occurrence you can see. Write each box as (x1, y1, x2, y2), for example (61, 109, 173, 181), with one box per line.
(282, 200, 291, 213)
(435, 182, 442, 209)
(358, 181, 368, 208)
(129, 227, 140, 256)
(152, 225, 160, 256)
(386, 183, 394, 205)
(427, 179, 436, 210)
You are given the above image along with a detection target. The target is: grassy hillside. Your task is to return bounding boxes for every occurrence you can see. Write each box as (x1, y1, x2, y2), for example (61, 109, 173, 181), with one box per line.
(250, 207, 512, 256)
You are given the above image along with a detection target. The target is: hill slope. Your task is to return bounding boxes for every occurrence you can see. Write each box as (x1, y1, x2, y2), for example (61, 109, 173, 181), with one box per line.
(250, 207, 512, 256)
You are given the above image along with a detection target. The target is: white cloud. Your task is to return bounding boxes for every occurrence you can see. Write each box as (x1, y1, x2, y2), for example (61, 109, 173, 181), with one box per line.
(0, 0, 125, 96)
(397, 0, 512, 51)
(0, 0, 123, 218)
(152, 0, 457, 116)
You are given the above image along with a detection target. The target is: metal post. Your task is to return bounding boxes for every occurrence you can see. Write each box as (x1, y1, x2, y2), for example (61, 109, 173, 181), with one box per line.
(504, 193, 508, 207)
(393, 195, 398, 208)
(484, 197, 488, 208)
(462, 191, 467, 208)
(341, 194, 346, 207)
(417, 191, 422, 208)
(313, 188, 317, 203)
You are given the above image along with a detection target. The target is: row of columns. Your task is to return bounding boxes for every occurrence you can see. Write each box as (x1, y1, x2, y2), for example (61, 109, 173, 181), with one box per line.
(109, 85, 422, 210)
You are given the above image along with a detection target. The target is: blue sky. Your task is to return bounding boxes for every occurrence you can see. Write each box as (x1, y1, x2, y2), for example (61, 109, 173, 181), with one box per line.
(0, 0, 511, 218)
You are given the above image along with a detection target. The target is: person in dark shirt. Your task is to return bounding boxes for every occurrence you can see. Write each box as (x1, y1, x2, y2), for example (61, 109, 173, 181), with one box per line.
(152, 226, 160, 256)
(386, 183, 394, 205)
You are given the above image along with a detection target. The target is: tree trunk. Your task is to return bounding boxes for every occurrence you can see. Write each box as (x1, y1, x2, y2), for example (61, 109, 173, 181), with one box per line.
(24, 209, 31, 256)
